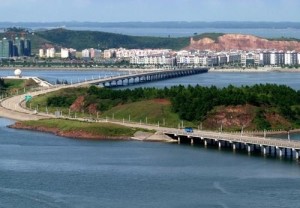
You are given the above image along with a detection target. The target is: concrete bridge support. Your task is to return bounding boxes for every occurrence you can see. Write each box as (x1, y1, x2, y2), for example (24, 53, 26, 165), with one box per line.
(263, 146, 267, 155)
(247, 144, 252, 154)
(295, 150, 299, 160)
(204, 139, 208, 147)
(278, 148, 283, 157)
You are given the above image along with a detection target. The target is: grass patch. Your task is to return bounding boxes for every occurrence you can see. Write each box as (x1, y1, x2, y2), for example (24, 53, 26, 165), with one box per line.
(21, 118, 144, 137)
(101, 99, 195, 128)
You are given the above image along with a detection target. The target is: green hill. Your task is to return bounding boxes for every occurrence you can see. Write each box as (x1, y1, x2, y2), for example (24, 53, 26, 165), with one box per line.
(35, 28, 190, 51)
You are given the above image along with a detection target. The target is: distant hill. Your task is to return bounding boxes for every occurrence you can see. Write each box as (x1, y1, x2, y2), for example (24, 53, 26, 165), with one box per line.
(187, 34, 300, 51)
(1, 21, 300, 29)
(1, 28, 300, 54)
(34, 29, 190, 51)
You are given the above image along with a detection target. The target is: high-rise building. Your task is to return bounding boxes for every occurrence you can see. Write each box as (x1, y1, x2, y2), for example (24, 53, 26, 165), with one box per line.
(0, 38, 13, 58)
(13, 37, 25, 56)
(24, 39, 31, 56)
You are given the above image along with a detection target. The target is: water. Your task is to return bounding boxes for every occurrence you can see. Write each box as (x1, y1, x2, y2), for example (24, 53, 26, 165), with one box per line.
(1, 70, 300, 90)
(0, 69, 127, 85)
(0, 118, 300, 208)
(121, 71, 300, 90)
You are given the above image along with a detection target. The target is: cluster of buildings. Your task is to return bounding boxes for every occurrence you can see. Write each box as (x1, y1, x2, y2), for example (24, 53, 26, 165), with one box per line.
(130, 49, 300, 67)
(38, 46, 300, 67)
(39, 48, 102, 59)
(0, 37, 31, 58)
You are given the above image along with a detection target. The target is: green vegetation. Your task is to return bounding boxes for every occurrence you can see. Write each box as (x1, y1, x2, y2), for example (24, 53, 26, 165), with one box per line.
(0, 78, 39, 94)
(192, 33, 224, 41)
(28, 84, 300, 131)
(101, 99, 194, 128)
(268, 37, 300, 42)
(21, 119, 141, 137)
(35, 28, 190, 50)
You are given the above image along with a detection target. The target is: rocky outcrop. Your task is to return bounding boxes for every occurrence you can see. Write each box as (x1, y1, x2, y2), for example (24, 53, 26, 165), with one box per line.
(187, 34, 300, 51)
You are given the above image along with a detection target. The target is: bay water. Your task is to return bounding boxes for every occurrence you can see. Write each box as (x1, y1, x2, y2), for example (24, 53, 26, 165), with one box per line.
(0, 118, 300, 208)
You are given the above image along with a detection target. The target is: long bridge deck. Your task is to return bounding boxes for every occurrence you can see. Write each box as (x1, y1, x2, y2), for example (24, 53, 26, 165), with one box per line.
(77, 68, 208, 87)
(164, 130, 300, 160)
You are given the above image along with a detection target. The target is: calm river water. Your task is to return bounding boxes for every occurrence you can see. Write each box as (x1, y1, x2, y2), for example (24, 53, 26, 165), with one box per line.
(1, 118, 300, 208)
(1, 70, 300, 207)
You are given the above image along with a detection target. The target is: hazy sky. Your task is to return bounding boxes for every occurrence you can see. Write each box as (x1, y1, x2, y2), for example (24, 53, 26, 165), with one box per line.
(1, 0, 299, 22)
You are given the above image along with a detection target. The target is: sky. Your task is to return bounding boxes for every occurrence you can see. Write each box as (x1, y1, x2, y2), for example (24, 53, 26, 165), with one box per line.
(1, 0, 299, 22)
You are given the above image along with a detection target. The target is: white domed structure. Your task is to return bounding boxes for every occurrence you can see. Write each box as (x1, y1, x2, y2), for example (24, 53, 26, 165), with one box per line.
(14, 69, 22, 78)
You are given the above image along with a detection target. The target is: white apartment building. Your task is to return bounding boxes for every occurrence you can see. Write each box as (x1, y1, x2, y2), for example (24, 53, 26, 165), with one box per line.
(39, 49, 44, 58)
(285, 51, 298, 65)
(82, 49, 90, 58)
(61, 48, 70, 58)
(130, 55, 173, 65)
(46, 48, 55, 58)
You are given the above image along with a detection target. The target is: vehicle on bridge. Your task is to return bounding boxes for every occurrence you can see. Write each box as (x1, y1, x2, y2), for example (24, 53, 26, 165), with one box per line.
(184, 127, 193, 133)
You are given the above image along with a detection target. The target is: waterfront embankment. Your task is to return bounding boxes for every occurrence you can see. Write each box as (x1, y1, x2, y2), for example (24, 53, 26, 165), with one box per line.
(209, 67, 300, 73)
(9, 119, 174, 142)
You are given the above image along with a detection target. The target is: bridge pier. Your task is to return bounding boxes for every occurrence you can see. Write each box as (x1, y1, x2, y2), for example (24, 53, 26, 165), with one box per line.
(177, 136, 181, 144)
(218, 141, 222, 149)
(295, 150, 299, 160)
(263, 146, 267, 155)
(232, 143, 236, 151)
(247, 144, 252, 153)
(191, 138, 194, 146)
(204, 139, 208, 147)
(278, 148, 283, 157)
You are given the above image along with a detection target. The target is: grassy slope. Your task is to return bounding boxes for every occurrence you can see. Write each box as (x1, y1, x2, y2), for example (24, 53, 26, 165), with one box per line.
(4, 79, 25, 89)
(2, 78, 39, 93)
(21, 119, 139, 137)
(27, 88, 86, 115)
(101, 99, 195, 128)
(28, 89, 195, 128)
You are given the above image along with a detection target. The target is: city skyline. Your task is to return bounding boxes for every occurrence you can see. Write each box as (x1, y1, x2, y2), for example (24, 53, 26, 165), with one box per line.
(1, 0, 299, 22)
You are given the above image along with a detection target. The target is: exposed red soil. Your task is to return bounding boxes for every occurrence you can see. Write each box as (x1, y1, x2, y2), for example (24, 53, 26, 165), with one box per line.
(203, 104, 257, 130)
(265, 112, 291, 128)
(186, 34, 300, 51)
(70, 96, 85, 112)
(153, 99, 171, 105)
(88, 103, 98, 114)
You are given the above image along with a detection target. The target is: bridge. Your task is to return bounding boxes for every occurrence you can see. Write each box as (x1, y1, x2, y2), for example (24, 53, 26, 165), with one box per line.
(164, 130, 300, 160)
(76, 67, 208, 87)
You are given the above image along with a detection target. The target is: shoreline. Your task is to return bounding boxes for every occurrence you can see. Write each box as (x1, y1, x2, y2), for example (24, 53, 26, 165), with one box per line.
(8, 121, 174, 142)
(209, 67, 300, 73)
(9, 122, 134, 141)
(0, 66, 300, 73)
(9, 119, 300, 142)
